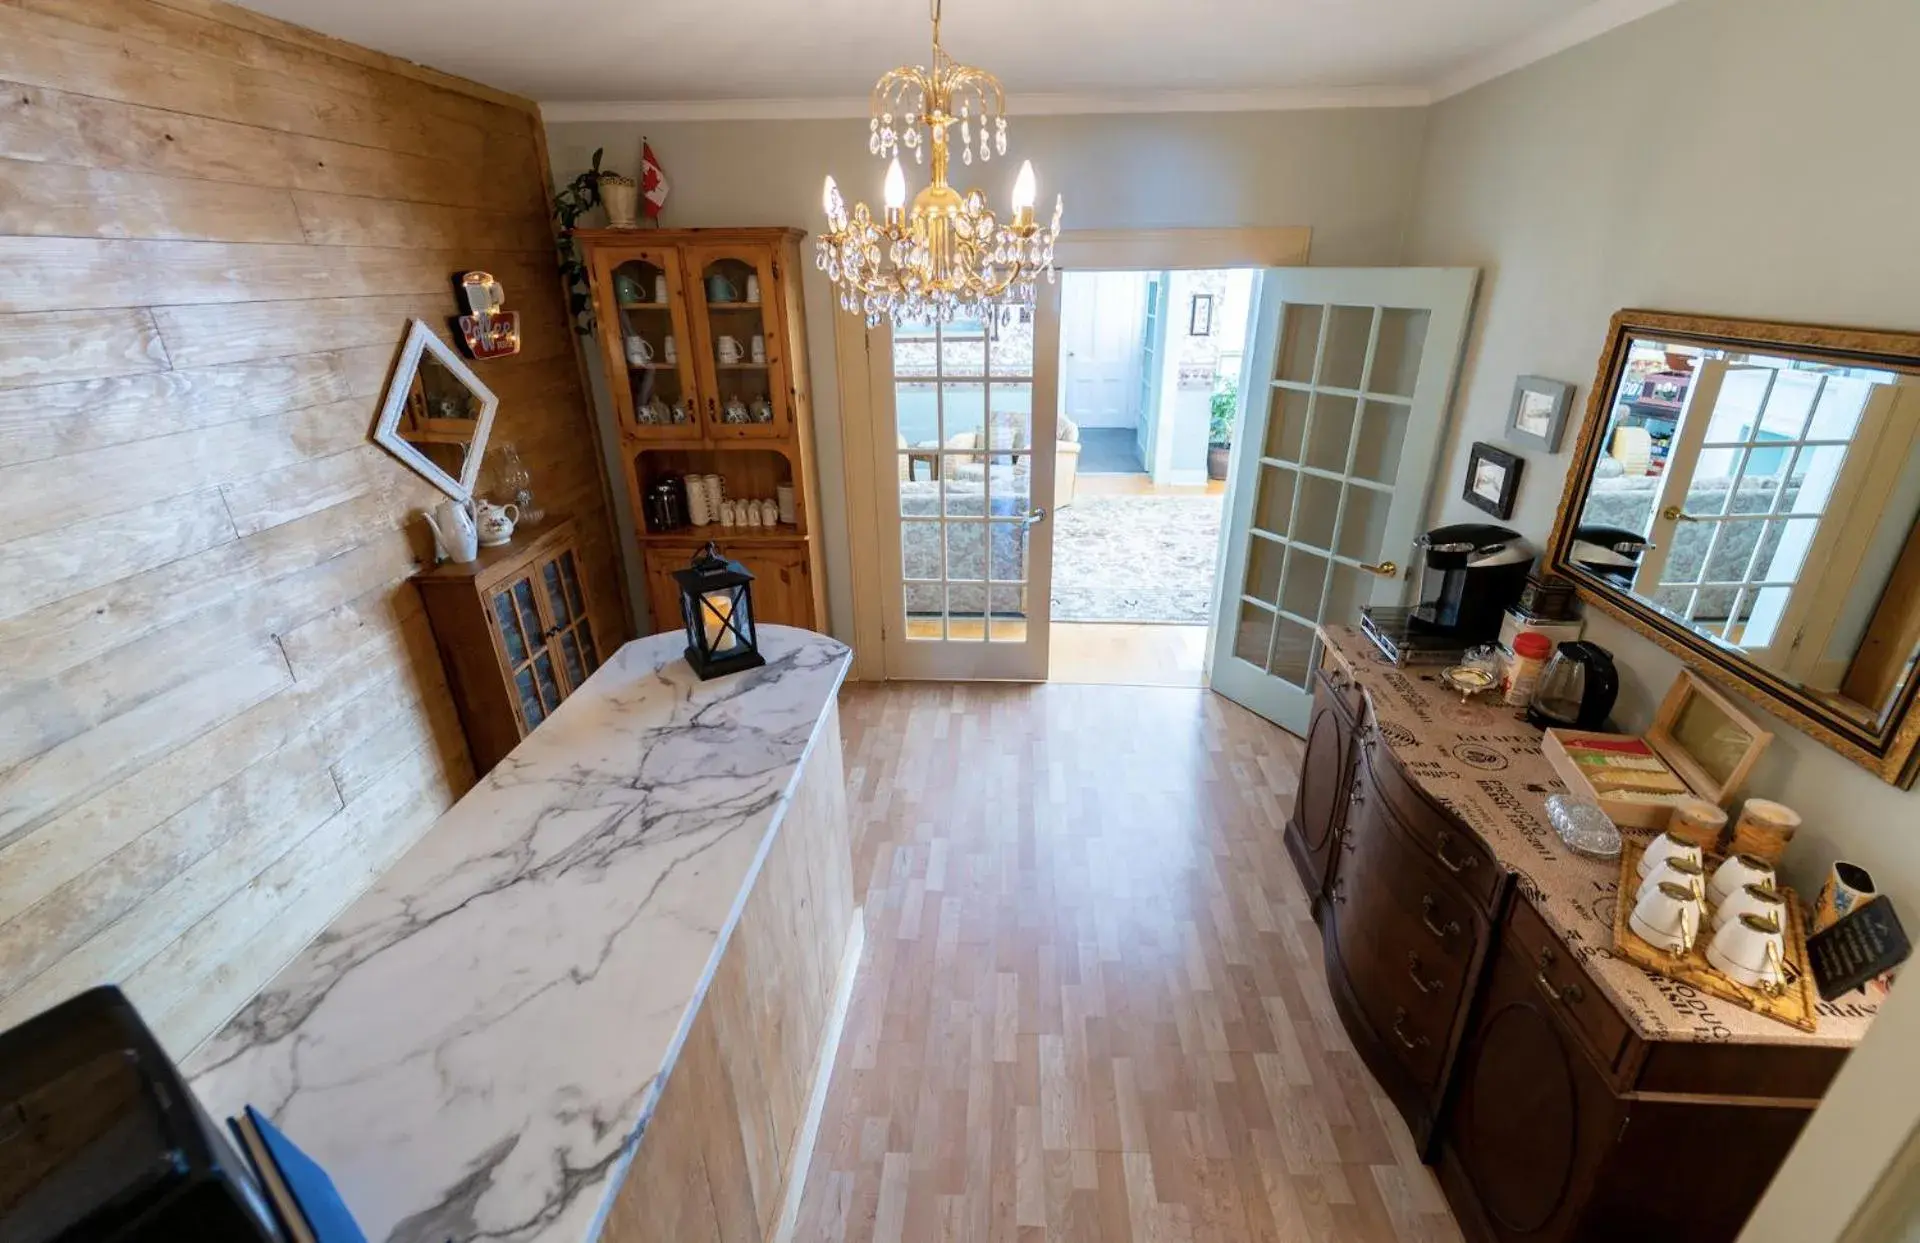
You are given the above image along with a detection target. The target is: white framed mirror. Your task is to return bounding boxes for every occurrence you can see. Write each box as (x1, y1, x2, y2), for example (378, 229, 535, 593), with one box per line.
(372, 319, 499, 500)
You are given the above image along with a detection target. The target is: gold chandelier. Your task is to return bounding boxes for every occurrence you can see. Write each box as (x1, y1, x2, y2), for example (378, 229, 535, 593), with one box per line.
(817, 0, 1062, 326)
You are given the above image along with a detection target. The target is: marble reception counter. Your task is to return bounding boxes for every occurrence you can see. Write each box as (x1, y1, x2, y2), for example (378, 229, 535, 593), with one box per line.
(186, 626, 857, 1243)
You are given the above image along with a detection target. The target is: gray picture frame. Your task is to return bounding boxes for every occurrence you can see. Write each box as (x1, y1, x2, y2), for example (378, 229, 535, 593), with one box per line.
(1506, 374, 1575, 452)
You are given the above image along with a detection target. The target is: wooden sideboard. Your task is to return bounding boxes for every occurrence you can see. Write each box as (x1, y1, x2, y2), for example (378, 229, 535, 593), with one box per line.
(1286, 626, 1877, 1243)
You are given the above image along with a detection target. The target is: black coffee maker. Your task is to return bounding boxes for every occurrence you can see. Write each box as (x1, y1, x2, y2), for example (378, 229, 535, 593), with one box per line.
(1409, 523, 1534, 645)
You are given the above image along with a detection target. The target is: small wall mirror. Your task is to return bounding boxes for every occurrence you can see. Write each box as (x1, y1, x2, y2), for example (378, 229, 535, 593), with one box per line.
(372, 319, 499, 500)
(1549, 310, 1920, 785)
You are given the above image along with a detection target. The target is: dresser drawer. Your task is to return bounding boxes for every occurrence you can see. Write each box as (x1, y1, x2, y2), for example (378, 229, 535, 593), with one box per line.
(1358, 731, 1502, 912)
(1505, 896, 1631, 1075)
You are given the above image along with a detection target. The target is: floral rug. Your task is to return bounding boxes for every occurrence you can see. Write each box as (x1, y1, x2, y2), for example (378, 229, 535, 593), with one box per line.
(1049, 495, 1224, 623)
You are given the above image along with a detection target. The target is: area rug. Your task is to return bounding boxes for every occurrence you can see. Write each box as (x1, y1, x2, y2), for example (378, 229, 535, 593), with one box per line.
(1050, 494, 1224, 622)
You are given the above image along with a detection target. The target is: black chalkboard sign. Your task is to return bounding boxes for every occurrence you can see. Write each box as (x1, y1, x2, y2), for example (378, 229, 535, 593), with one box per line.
(1807, 899, 1910, 1001)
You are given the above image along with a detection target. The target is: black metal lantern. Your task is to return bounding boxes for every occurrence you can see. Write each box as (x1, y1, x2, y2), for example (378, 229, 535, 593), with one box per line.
(674, 542, 766, 679)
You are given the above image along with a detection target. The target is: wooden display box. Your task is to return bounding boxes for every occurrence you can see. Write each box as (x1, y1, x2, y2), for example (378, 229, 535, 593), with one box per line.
(1543, 669, 1773, 830)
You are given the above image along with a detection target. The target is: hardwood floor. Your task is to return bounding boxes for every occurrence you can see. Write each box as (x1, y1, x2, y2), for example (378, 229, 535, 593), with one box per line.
(790, 682, 1462, 1243)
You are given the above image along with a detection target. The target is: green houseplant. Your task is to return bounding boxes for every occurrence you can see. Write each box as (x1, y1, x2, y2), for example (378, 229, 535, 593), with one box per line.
(1207, 378, 1237, 481)
(552, 148, 606, 336)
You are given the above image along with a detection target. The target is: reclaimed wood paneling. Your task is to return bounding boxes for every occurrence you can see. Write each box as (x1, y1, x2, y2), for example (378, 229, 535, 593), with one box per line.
(0, 0, 622, 1058)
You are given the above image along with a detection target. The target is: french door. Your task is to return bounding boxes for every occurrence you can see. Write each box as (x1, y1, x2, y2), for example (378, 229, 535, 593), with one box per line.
(870, 290, 1060, 679)
(1209, 268, 1478, 734)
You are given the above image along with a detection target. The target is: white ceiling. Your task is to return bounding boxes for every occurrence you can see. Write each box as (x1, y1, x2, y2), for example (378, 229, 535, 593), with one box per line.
(237, 0, 1676, 112)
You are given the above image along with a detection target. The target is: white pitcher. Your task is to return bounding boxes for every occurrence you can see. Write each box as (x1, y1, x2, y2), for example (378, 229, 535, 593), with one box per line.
(423, 497, 479, 564)
(475, 499, 519, 547)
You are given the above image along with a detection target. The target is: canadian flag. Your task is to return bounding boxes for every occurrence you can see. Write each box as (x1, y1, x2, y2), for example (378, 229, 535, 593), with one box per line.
(641, 140, 669, 219)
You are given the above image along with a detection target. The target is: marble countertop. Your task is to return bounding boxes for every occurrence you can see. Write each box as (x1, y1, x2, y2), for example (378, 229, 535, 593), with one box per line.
(186, 626, 852, 1243)
(1319, 625, 1878, 1049)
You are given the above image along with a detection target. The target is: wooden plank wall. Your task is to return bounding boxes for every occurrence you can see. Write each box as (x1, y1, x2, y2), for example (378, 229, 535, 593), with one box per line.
(0, 0, 624, 1057)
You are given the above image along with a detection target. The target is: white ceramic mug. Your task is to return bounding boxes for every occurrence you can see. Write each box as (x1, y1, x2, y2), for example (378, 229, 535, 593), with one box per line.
(751, 333, 767, 363)
(1637, 832, 1704, 880)
(745, 273, 761, 303)
(776, 482, 796, 525)
(717, 335, 745, 364)
(1707, 911, 1787, 990)
(1713, 882, 1787, 933)
(1708, 853, 1777, 907)
(653, 274, 669, 303)
(625, 336, 654, 365)
(1630, 881, 1702, 955)
(663, 335, 677, 365)
(1637, 855, 1707, 903)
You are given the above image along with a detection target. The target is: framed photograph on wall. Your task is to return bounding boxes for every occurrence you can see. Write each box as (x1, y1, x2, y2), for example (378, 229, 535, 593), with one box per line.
(1505, 375, 1575, 452)
(1464, 441, 1523, 519)
(1188, 293, 1214, 336)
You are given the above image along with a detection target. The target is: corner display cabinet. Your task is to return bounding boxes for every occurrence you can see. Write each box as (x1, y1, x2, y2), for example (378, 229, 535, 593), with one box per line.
(573, 227, 827, 635)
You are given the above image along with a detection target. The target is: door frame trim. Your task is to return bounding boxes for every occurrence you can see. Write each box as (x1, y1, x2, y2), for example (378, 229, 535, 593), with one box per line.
(835, 227, 1314, 682)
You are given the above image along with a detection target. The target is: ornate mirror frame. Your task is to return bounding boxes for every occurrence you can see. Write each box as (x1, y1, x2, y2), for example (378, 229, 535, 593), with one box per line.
(371, 319, 499, 501)
(1546, 309, 1920, 786)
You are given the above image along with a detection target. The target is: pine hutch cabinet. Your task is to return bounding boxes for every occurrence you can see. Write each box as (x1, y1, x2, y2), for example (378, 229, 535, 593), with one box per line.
(572, 227, 828, 635)
(414, 517, 604, 774)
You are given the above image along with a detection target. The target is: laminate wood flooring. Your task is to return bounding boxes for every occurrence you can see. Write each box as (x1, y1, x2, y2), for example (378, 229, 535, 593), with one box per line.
(790, 681, 1462, 1243)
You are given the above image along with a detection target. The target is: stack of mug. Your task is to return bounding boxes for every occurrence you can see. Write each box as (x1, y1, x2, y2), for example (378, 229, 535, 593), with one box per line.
(1629, 833, 1790, 993)
(683, 473, 725, 526)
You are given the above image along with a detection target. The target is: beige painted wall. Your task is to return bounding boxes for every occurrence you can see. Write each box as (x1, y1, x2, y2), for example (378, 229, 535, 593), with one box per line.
(546, 109, 1432, 638)
(1402, 0, 1920, 902)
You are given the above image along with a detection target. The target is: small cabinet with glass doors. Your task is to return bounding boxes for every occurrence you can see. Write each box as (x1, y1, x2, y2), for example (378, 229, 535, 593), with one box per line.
(414, 516, 606, 775)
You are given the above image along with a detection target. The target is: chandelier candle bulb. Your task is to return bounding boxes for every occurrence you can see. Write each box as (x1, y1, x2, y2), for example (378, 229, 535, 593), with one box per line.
(1012, 159, 1036, 226)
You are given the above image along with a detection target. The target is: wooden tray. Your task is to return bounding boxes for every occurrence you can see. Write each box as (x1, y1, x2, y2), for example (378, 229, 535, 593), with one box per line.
(1612, 837, 1818, 1033)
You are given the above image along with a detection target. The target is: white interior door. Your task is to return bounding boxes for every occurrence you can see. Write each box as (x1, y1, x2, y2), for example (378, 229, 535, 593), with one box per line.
(1210, 268, 1479, 733)
(1059, 271, 1146, 429)
(873, 294, 1059, 679)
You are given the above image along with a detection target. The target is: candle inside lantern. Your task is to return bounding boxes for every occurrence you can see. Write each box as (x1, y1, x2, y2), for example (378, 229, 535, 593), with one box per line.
(701, 592, 737, 653)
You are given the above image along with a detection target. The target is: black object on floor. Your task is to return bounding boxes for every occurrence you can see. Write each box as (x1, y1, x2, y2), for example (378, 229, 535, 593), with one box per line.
(1078, 427, 1146, 474)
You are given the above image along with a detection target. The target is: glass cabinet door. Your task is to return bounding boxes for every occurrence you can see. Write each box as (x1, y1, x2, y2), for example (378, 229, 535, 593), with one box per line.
(684, 243, 790, 440)
(538, 547, 603, 694)
(592, 246, 702, 441)
(490, 574, 565, 730)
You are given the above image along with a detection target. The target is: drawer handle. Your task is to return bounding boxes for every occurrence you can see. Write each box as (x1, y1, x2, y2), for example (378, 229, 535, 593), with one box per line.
(1434, 831, 1476, 874)
(1535, 947, 1586, 1006)
(1391, 1008, 1430, 1050)
(1342, 828, 1357, 854)
(1420, 895, 1460, 942)
(1407, 952, 1443, 996)
(1330, 880, 1347, 905)
(1349, 788, 1365, 807)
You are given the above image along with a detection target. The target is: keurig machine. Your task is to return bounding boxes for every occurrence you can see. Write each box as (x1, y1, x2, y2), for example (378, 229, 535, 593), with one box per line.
(1410, 523, 1535, 643)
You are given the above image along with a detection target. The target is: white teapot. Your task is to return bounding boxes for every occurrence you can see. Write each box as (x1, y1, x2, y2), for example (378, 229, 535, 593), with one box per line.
(476, 499, 520, 547)
(423, 497, 478, 563)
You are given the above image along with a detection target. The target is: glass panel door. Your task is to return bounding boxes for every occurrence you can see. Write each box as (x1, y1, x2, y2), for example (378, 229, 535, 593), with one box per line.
(684, 243, 790, 440)
(491, 574, 564, 730)
(1210, 268, 1480, 733)
(592, 247, 701, 440)
(875, 293, 1056, 679)
(538, 548, 603, 694)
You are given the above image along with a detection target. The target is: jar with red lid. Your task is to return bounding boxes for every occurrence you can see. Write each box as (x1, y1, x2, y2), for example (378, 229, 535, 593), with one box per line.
(1503, 630, 1553, 708)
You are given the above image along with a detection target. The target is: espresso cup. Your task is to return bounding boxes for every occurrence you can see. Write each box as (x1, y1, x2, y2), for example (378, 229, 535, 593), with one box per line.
(1637, 855, 1707, 904)
(1714, 881, 1787, 933)
(1707, 912, 1787, 991)
(717, 335, 745, 364)
(1638, 832, 1704, 880)
(1630, 881, 1702, 956)
(1708, 853, 1777, 907)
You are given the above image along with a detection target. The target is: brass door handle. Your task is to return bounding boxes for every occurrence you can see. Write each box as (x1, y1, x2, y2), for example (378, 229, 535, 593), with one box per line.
(1661, 505, 1701, 523)
(1359, 560, 1399, 578)
(1421, 894, 1460, 942)
(1535, 947, 1585, 1005)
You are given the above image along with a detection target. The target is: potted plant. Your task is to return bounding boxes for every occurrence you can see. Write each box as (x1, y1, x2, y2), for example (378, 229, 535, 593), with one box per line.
(1207, 378, 1237, 481)
(552, 148, 607, 335)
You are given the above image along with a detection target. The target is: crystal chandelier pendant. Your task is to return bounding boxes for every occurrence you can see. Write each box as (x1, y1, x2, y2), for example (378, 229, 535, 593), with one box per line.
(815, 0, 1063, 326)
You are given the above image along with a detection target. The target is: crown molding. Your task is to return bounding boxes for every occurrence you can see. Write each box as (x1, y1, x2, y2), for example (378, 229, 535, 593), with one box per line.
(1431, 0, 1685, 100)
(539, 85, 1432, 124)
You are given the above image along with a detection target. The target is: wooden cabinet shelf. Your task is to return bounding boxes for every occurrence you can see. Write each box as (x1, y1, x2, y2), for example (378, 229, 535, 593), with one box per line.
(576, 227, 827, 635)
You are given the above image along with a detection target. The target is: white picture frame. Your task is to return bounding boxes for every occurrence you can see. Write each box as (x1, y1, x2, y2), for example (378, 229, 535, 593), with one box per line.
(1506, 374, 1575, 452)
(371, 319, 499, 501)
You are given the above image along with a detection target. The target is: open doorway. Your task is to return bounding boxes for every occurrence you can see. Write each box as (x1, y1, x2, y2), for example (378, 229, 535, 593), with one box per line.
(1050, 268, 1258, 687)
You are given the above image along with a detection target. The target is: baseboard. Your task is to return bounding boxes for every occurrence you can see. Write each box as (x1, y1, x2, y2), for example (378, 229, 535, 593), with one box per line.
(771, 906, 865, 1243)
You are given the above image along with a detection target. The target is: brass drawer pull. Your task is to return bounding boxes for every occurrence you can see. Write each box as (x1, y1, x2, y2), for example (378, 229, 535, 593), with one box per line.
(1535, 947, 1585, 1006)
(1330, 881, 1348, 905)
(1342, 828, 1357, 854)
(1407, 952, 1443, 996)
(1392, 1008, 1430, 1050)
(1434, 831, 1476, 874)
(1420, 895, 1460, 941)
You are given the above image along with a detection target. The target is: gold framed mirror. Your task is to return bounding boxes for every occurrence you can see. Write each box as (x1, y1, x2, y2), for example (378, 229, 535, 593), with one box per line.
(1547, 310, 1920, 786)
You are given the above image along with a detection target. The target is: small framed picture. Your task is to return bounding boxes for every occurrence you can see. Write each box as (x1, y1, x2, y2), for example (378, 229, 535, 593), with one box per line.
(1188, 293, 1214, 336)
(1464, 441, 1523, 519)
(1505, 375, 1574, 452)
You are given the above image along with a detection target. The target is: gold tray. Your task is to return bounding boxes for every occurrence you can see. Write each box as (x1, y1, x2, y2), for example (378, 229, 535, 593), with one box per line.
(1612, 837, 1818, 1033)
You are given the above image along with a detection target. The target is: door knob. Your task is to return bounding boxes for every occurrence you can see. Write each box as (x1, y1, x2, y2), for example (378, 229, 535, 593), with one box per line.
(1023, 507, 1047, 527)
(1359, 561, 1398, 578)
(1661, 506, 1701, 523)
